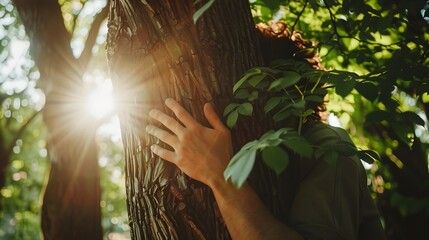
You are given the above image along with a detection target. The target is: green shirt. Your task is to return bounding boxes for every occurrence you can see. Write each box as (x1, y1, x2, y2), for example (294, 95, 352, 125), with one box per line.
(286, 123, 386, 240)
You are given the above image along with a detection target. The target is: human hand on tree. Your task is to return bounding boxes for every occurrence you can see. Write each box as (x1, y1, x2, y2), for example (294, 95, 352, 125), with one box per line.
(145, 98, 232, 187)
(146, 98, 305, 240)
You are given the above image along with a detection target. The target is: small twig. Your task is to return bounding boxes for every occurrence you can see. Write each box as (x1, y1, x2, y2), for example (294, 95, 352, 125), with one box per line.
(292, 0, 308, 31)
(338, 35, 403, 48)
(322, 0, 343, 52)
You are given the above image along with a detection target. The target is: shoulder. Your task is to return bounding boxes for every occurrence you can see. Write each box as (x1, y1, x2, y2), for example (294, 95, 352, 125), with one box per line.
(303, 122, 355, 146)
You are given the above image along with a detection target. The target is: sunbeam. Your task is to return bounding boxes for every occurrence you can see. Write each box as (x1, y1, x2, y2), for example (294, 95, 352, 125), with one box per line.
(86, 79, 114, 119)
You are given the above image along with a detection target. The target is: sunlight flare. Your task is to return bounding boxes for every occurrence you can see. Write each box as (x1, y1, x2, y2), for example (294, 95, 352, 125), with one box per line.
(85, 79, 115, 119)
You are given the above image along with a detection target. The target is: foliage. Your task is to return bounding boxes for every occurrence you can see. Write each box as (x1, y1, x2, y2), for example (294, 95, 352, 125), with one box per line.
(0, 116, 47, 240)
(193, 0, 216, 24)
(0, 0, 45, 237)
(223, 59, 380, 187)
(1, 0, 129, 239)
(246, 0, 429, 236)
(97, 123, 129, 239)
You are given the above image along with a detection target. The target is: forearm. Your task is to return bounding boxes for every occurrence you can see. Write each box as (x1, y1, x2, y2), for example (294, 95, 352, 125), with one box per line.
(208, 177, 304, 240)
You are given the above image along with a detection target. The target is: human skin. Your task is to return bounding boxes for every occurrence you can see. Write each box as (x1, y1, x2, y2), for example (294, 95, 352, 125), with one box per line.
(145, 98, 303, 240)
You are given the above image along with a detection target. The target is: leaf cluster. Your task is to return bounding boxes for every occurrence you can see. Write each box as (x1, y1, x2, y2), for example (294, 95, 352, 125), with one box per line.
(223, 59, 380, 188)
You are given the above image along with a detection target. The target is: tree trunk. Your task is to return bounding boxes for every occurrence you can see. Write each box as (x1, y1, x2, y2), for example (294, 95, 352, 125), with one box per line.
(107, 0, 286, 239)
(13, 0, 103, 239)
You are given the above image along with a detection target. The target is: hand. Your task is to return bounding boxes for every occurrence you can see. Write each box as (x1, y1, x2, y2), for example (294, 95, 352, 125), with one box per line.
(145, 98, 233, 187)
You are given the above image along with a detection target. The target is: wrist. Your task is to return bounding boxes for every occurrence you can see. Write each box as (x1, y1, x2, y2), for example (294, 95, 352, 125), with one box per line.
(206, 173, 227, 191)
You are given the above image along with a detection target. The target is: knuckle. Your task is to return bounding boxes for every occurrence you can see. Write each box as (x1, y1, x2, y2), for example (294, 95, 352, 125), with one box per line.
(180, 131, 193, 143)
(165, 117, 177, 127)
(157, 130, 168, 140)
(176, 145, 187, 155)
(175, 110, 186, 120)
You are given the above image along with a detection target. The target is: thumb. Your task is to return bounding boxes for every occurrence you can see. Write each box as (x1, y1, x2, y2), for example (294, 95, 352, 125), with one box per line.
(204, 102, 227, 131)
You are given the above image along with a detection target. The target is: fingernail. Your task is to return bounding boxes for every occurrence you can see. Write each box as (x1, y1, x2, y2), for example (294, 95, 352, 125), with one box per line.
(149, 109, 156, 117)
(145, 125, 151, 132)
(165, 98, 173, 105)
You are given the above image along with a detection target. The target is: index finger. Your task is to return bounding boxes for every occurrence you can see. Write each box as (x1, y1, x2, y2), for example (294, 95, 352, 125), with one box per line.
(165, 98, 201, 129)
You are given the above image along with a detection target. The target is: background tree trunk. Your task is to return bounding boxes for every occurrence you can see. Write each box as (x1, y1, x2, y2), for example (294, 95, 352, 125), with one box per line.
(107, 0, 287, 239)
(13, 0, 105, 239)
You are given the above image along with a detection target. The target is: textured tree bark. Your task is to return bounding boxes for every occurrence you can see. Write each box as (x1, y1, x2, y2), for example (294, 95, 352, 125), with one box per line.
(107, 0, 287, 239)
(13, 0, 103, 239)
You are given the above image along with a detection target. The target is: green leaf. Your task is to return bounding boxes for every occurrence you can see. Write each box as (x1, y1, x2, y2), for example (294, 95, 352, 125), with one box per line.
(402, 111, 425, 126)
(226, 110, 239, 128)
(237, 102, 253, 116)
(304, 95, 324, 103)
(312, 88, 328, 96)
(248, 90, 259, 101)
(331, 142, 357, 157)
(241, 140, 259, 150)
(273, 108, 292, 122)
(302, 69, 324, 80)
(271, 59, 295, 68)
(359, 31, 375, 41)
(392, 121, 414, 147)
(234, 89, 250, 99)
(335, 78, 356, 98)
(224, 149, 257, 188)
(302, 109, 315, 117)
(261, 128, 290, 140)
(233, 75, 250, 93)
(304, 124, 340, 146)
(292, 100, 306, 110)
(377, 10, 396, 31)
(233, 68, 262, 93)
(283, 136, 313, 158)
(357, 150, 380, 164)
(260, 130, 277, 140)
(268, 71, 301, 90)
(365, 110, 393, 123)
(193, 0, 216, 24)
(262, 0, 280, 11)
(223, 103, 239, 116)
(308, 0, 319, 10)
(248, 73, 266, 87)
(257, 67, 281, 74)
(355, 81, 378, 101)
(324, 71, 356, 84)
(264, 97, 282, 113)
(262, 146, 289, 175)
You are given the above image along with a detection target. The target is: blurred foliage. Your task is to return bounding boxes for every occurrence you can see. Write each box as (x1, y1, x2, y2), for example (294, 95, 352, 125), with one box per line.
(249, 0, 429, 238)
(0, 0, 128, 239)
(97, 123, 129, 239)
(0, 0, 45, 238)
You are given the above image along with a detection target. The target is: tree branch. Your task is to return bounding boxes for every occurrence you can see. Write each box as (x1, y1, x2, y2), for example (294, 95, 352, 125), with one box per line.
(322, 0, 343, 52)
(71, 1, 87, 36)
(78, 0, 109, 70)
(291, 0, 308, 31)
